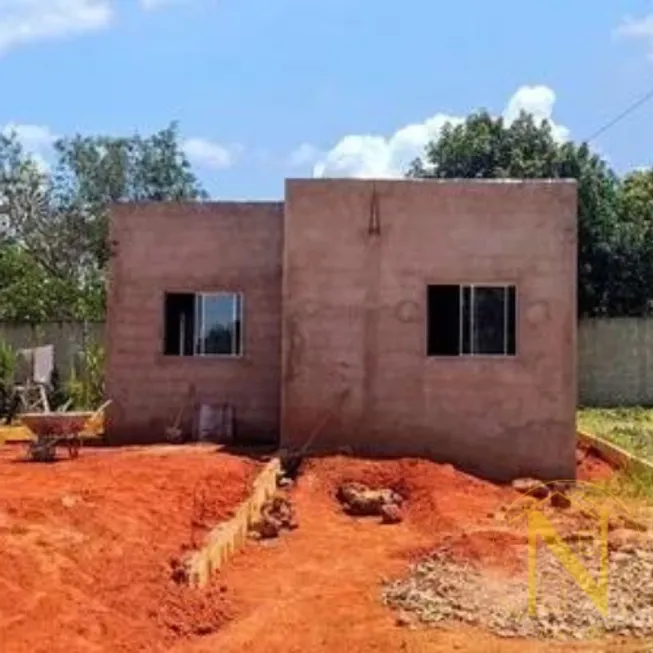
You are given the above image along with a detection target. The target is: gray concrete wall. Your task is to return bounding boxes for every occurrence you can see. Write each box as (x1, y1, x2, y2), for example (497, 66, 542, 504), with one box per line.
(281, 178, 578, 482)
(0, 322, 103, 377)
(578, 318, 653, 406)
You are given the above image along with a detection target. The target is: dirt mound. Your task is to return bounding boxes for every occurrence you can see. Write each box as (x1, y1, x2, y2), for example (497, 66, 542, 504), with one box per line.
(176, 449, 628, 653)
(304, 456, 514, 534)
(437, 529, 528, 573)
(189, 468, 258, 546)
(306, 449, 617, 570)
(0, 445, 260, 653)
(156, 582, 234, 638)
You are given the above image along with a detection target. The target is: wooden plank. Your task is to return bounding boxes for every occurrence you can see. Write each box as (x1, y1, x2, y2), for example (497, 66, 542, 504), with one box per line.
(577, 430, 653, 475)
(0, 425, 35, 443)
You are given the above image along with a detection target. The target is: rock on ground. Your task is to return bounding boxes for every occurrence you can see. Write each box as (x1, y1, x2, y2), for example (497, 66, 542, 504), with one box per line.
(250, 492, 297, 539)
(336, 482, 404, 524)
(383, 534, 653, 641)
(511, 478, 550, 499)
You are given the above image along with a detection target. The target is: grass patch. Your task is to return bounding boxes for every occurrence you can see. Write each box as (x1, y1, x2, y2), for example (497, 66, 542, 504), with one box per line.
(603, 466, 653, 503)
(577, 407, 653, 462)
(578, 407, 653, 502)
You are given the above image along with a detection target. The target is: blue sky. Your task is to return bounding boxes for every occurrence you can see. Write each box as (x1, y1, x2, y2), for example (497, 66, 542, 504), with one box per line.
(1, 0, 653, 199)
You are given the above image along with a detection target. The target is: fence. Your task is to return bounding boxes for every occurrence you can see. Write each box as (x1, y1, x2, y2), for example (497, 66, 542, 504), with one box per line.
(578, 318, 653, 406)
(0, 322, 104, 378)
(0, 318, 650, 406)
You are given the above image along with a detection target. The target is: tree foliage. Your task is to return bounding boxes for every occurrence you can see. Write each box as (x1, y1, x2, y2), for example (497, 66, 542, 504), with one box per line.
(0, 122, 206, 322)
(0, 113, 652, 323)
(409, 110, 652, 317)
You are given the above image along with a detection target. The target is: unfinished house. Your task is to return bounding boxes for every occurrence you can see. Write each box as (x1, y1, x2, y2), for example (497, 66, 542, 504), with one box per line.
(106, 179, 577, 481)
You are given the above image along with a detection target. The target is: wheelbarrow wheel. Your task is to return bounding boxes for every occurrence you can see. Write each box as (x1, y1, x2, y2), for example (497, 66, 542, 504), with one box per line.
(67, 437, 81, 459)
(28, 438, 56, 463)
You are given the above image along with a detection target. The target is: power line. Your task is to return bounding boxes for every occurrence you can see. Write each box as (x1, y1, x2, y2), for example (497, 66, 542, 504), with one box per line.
(585, 85, 653, 142)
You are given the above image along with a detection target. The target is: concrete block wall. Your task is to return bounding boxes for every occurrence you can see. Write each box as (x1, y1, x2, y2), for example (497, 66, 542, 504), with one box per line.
(281, 179, 577, 481)
(4, 318, 652, 410)
(106, 202, 283, 444)
(0, 322, 103, 378)
(578, 318, 653, 406)
(6, 318, 646, 410)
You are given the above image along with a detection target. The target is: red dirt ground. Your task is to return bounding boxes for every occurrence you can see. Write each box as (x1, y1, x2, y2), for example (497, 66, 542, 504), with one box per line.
(1, 443, 636, 653)
(576, 444, 615, 482)
(178, 449, 637, 653)
(0, 445, 261, 653)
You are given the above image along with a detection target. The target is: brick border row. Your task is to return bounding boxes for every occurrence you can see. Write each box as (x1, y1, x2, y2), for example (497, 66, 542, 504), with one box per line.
(185, 457, 281, 587)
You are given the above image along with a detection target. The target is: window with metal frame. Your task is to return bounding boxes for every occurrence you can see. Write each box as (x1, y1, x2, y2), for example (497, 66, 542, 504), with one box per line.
(163, 292, 243, 357)
(427, 284, 516, 357)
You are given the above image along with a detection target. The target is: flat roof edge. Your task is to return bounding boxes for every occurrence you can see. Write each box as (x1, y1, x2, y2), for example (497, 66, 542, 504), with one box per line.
(285, 177, 577, 185)
(111, 199, 284, 207)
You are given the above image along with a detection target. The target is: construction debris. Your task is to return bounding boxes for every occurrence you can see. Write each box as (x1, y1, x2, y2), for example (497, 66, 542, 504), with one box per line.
(511, 477, 550, 498)
(250, 492, 298, 539)
(383, 537, 653, 640)
(336, 482, 404, 523)
(511, 477, 574, 510)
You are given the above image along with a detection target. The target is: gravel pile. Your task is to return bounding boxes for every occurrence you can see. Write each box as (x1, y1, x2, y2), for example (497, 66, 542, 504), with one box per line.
(383, 536, 653, 640)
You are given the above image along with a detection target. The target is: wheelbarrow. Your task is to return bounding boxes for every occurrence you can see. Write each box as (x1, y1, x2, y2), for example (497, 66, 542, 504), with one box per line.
(21, 400, 113, 462)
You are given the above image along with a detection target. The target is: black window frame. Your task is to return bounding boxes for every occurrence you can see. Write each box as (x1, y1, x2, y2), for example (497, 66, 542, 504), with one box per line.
(163, 291, 244, 358)
(426, 283, 517, 357)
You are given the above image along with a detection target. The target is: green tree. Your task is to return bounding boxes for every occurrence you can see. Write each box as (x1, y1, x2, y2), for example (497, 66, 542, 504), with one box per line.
(0, 122, 207, 321)
(52, 121, 208, 270)
(621, 169, 653, 227)
(409, 110, 625, 317)
(607, 169, 653, 316)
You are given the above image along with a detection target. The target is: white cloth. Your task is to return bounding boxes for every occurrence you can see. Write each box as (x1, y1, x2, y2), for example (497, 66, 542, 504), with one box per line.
(17, 345, 54, 384)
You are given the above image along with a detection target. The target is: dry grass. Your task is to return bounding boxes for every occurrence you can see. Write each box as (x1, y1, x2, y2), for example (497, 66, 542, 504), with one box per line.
(578, 407, 653, 501)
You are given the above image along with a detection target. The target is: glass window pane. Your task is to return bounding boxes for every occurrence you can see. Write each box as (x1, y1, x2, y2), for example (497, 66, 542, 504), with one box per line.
(197, 293, 239, 355)
(472, 286, 506, 355)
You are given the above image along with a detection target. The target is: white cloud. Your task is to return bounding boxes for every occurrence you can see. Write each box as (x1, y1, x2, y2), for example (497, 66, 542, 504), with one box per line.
(2, 122, 58, 171)
(615, 13, 653, 59)
(183, 138, 240, 169)
(310, 114, 463, 179)
(306, 85, 569, 179)
(0, 0, 112, 54)
(140, 0, 188, 10)
(502, 86, 570, 142)
(2, 122, 57, 148)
